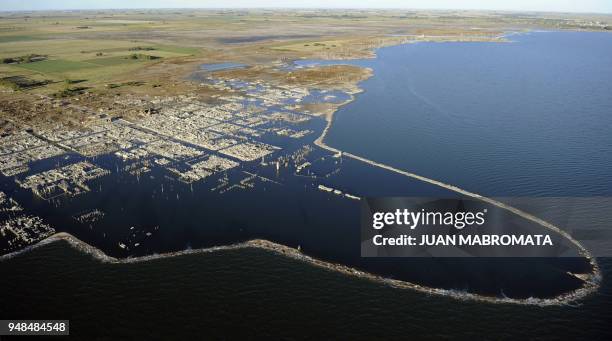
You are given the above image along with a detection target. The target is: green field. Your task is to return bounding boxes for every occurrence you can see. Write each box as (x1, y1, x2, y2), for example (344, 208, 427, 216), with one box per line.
(17, 59, 99, 73)
(84, 56, 143, 66)
(0, 35, 47, 43)
(0, 8, 607, 94)
(155, 45, 200, 55)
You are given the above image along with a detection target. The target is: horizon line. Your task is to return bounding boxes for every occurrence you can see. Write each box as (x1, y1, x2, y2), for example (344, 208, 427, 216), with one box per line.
(1, 7, 611, 15)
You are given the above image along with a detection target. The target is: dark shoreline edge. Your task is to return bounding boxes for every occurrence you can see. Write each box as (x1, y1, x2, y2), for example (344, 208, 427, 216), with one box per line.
(0, 232, 601, 307)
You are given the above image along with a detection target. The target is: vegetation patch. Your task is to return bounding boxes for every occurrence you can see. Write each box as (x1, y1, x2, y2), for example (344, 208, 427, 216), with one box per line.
(127, 53, 162, 61)
(105, 81, 146, 89)
(17, 59, 98, 73)
(128, 46, 156, 51)
(85, 56, 140, 66)
(64, 79, 87, 85)
(0, 76, 51, 90)
(52, 86, 89, 98)
(2, 54, 47, 64)
(154, 45, 200, 55)
(0, 35, 46, 43)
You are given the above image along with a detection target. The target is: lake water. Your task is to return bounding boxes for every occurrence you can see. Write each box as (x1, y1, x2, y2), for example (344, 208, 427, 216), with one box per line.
(200, 62, 246, 71)
(1, 31, 611, 338)
(321, 31, 612, 197)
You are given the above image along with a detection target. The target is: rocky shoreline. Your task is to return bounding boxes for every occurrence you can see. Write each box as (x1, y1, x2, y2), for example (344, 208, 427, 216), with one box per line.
(0, 232, 601, 307)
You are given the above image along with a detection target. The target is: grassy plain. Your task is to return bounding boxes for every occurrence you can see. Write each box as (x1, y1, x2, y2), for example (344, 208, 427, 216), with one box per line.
(0, 9, 610, 127)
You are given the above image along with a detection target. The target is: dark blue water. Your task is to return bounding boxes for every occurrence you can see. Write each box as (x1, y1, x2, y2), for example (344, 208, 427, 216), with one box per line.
(1, 243, 610, 339)
(200, 62, 246, 71)
(323, 31, 612, 196)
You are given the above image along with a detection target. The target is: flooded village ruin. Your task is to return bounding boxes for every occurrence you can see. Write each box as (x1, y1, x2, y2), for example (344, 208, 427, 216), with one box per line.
(0, 62, 361, 254)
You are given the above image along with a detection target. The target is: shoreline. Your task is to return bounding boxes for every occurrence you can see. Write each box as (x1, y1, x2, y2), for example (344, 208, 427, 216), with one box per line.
(310, 39, 601, 303)
(1, 33, 603, 307)
(0, 231, 601, 307)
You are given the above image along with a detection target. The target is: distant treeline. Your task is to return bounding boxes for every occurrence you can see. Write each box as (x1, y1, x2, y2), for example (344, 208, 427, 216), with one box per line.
(0, 76, 50, 90)
(2, 54, 47, 64)
(128, 46, 156, 51)
(127, 53, 161, 60)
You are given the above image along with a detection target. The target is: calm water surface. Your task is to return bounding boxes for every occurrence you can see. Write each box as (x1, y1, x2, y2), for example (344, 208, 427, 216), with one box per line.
(324, 31, 612, 196)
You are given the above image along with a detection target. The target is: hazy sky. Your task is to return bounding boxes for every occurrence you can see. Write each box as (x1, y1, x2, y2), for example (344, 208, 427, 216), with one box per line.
(1, 0, 611, 14)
